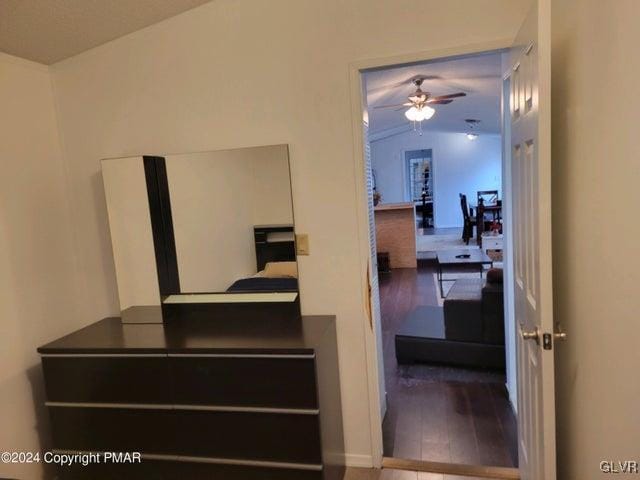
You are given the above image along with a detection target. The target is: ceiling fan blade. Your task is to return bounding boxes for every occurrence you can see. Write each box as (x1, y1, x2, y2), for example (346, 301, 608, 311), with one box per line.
(426, 99, 453, 105)
(429, 92, 467, 101)
(368, 75, 441, 94)
(368, 80, 410, 94)
(374, 102, 412, 109)
(373, 103, 405, 109)
(394, 106, 408, 111)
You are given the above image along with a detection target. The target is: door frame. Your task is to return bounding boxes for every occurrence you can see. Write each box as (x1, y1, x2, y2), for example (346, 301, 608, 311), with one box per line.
(348, 38, 515, 468)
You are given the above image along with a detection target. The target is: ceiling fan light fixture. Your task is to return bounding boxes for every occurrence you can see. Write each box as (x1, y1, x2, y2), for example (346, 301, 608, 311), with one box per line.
(404, 106, 419, 121)
(466, 133, 479, 141)
(405, 105, 435, 122)
(374, 77, 465, 135)
(419, 105, 435, 120)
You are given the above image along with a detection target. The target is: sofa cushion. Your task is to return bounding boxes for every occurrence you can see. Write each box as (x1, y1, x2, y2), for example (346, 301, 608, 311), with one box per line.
(482, 281, 505, 345)
(486, 268, 503, 284)
(443, 279, 483, 342)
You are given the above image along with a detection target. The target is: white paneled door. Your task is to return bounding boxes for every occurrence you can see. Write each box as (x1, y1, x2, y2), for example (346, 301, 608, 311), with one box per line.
(510, 1, 557, 479)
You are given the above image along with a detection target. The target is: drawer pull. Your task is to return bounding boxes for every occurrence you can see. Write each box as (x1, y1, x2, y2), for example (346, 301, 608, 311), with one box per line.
(46, 402, 172, 410)
(173, 405, 319, 415)
(46, 402, 319, 415)
(41, 353, 315, 359)
(168, 353, 315, 359)
(40, 353, 166, 358)
(168, 454, 323, 471)
(51, 450, 323, 471)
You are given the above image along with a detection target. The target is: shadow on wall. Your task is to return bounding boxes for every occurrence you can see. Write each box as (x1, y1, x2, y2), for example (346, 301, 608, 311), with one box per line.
(93, 169, 121, 316)
(550, 16, 579, 480)
(27, 364, 56, 480)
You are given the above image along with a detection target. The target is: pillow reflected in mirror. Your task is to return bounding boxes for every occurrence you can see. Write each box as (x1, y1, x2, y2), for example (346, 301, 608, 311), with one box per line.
(263, 261, 298, 278)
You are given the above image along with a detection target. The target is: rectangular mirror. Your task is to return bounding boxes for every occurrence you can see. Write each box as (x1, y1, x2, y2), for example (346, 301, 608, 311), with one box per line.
(102, 145, 297, 311)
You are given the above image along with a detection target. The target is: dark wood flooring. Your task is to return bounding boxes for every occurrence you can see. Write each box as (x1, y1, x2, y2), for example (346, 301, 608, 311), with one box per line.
(379, 265, 518, 469)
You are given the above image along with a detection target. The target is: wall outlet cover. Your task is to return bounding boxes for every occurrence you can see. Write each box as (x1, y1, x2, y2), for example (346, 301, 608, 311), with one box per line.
(296, 234, 310, 255)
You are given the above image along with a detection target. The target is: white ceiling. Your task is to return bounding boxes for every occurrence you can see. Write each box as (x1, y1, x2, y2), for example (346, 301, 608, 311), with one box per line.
(365, 52, 504, 137)
(0, 0, 213, 65)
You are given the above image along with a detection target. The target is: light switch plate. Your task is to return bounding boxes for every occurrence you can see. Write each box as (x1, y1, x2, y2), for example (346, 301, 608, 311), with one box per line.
(296, 234, 310, 255)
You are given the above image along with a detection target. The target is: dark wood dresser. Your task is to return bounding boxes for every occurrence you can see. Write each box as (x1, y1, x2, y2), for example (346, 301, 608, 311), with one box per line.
(38, 313, 344, 480)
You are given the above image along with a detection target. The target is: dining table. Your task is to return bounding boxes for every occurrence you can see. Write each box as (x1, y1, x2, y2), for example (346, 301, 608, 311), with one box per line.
(471, 201, 502, 244)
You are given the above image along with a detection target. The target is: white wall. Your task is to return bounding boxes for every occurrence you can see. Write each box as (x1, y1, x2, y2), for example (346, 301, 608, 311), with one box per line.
(48, 0, 530, 464)
(371, 130, 502, 227)
(552, 1, 640, 477)
(0, 53, 80, 480)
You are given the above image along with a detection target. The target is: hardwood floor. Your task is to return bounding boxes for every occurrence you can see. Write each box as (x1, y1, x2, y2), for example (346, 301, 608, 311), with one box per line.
(378, 266, 518, 469)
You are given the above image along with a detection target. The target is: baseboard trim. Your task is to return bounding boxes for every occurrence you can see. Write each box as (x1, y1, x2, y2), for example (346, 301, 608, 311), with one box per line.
(382, 457, 519, 479)
(345, 453, 374, 468)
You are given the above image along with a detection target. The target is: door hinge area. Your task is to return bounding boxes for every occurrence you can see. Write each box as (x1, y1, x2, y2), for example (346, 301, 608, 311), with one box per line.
(542, 333, 552, 350)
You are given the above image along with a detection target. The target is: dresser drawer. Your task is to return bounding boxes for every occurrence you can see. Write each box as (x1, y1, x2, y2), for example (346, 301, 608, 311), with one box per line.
(169, 355, 318, 409)
(42, 355, 169, 404)
(57, 458, 324, 480)
(173, 410, 322, 465)
(55, 459, 167, 480)
(161, 461, 324, 480)
(49, 406, 173, 454)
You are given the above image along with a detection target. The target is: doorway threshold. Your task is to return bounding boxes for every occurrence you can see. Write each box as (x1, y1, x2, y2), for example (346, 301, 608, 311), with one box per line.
(382, 457, 519, 479)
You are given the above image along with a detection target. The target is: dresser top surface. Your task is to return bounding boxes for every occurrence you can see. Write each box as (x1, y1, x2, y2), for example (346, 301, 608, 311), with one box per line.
(38, 315, 335, 355)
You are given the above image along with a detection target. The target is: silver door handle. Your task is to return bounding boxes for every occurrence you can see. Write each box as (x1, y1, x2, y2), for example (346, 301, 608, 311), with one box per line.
(521, 325, 539, 343)
(553, 329, 567, 341)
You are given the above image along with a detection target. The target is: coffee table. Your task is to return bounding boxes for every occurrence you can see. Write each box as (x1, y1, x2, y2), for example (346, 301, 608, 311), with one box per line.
(436, 250, 493, 298)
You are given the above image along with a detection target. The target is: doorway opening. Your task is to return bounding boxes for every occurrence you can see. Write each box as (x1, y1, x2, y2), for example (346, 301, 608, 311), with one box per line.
(360, 48, 520, 477)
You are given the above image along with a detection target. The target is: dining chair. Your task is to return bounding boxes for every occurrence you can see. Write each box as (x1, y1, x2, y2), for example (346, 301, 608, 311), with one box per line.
(459, 193, 476, 245)
(477, 190, 499, 206)
(477, 189, 499, 228)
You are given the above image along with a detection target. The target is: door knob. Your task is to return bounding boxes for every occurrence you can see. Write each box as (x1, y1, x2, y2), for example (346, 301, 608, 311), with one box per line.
(553, 330, 567, 341)
(521, 325, 539, 343)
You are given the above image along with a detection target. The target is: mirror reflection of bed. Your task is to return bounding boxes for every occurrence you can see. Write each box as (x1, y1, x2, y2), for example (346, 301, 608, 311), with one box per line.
(225, 225, 298, 293)
(101, 144, 298, 312)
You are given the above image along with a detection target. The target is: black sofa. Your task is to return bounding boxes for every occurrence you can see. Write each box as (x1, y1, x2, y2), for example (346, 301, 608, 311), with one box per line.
(395, 270, 505, 369)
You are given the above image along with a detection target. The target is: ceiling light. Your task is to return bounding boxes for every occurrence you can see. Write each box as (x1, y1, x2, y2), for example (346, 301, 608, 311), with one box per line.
(376, 77, 465, 136)
(405, 105, 435, 135)
(418, 105, 435, 120)
(464, 118, 481, 141)
(404, 106, 419, 121)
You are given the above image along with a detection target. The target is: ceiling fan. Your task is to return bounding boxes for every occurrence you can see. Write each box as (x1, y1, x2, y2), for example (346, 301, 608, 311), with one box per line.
(374, 76, 467, 134)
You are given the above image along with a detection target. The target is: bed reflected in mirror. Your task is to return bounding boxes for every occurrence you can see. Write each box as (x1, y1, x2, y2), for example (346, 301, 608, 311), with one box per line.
(101, 144, 297, 312)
